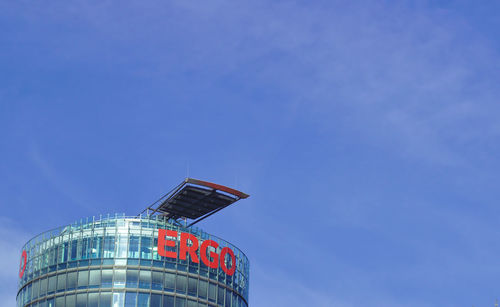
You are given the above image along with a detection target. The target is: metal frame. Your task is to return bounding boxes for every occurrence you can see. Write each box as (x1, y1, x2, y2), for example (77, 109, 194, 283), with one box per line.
(139, 178, 249, 227)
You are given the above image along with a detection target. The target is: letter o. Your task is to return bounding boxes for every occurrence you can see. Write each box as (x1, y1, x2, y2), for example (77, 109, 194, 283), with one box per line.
(219, 247, 236, 276)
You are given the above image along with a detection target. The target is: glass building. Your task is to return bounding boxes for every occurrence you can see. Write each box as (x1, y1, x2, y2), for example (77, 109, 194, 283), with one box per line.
(16, 214, 249, 307)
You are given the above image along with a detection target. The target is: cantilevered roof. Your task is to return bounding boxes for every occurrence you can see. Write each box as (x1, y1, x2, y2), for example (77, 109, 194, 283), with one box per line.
(140, 178, 249, 226)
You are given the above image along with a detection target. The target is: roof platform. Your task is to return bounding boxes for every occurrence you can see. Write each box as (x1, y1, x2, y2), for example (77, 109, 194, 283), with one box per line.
(139, 178, 249, 227)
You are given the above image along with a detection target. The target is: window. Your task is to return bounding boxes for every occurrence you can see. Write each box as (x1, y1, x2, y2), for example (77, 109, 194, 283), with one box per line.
(176, 275, 187, 294)
(56, 273, 66, 292)
(32, 280, 39, 299)
(139, 270, 151, 289)
(66, 294, 76, 307)
(112, 293, 124, 307)
(77, 270, 88, 289)
(67, 272, 77, 290)
(76, 293, 87, 307)
(101, 269, 113, 288)
(217, 286, 224, 305)
(163, 295, 174, 307)
(198, 280, 207, 299)
(40, 278, 47, 296)
(175, 297, 186, 307)
(151, 294, 161, 306)
(103, 236, 115, 258)
(114, 269, 126, 288)
(117, 235, 128, 258)
(208, 283, 216, 302)
(164, 272, 175, 291)
(152, 272, 163, 290)
(137, 293, 149, 307)
(126, 270, 138, 288)
(128, 236, 140, 258)
(47, 275, 56, 294)
(88, 293, 99, 307)
(188, 277, 197, 296)
(125, 292, 137, 307)
(89, 270, 101, 288)
(99, 292, 112, 307)
(140, 237, 152, 259)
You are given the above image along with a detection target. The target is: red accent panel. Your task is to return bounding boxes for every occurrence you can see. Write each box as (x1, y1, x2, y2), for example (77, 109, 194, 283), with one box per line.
(158, 229, 178, 258)
(187, 178, 249, 199)
(179, 233, 199, 263)
(220, 247, 236, 276)
(200, 240, 219, 269)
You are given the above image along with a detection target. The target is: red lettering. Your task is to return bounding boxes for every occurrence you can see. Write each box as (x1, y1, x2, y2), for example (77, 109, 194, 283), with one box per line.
(200, 240, 219, 269)
(158, 229, 178, 258)
(19, 250, 27, 279)
(220, 247, 236, 276)
(179, 233, 199, 263)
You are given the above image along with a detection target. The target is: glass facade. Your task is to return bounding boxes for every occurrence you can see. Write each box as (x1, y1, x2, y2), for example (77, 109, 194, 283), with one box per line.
(17, 214, 249, 307)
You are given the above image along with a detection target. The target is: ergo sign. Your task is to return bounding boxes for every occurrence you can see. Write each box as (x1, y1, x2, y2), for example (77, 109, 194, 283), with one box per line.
(157, 229, 236, 276)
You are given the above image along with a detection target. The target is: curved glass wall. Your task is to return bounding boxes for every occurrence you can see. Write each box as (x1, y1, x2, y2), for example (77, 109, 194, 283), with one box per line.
(16, 214, 249, 307)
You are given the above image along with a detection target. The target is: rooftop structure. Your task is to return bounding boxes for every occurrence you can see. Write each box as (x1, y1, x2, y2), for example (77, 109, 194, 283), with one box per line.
(140, 178, 249, 227)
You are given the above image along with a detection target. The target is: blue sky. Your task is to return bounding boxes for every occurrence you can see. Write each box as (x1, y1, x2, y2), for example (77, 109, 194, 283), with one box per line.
(1, 1, 500, 306)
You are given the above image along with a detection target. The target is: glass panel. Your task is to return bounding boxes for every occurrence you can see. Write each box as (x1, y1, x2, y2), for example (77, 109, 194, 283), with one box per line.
(100, 292, 112, 307)
(188, 277, 197, 296)
(176, 275, 187, 294)
(125, 292, 137, 307)
(164, 272, 175, 291)
(112, 293, 124, 307)
(89, 270, 101, 288)
(102, 269, 113, 288)
(175, 297, 185, 307)
(129, 236, 140, 258)
(152, 272, 162, 290)
(67, 272, 77, 290)
(225, 289, 231, 307)
(71, 240, 78, 261)
(78, 270, 89, 289)
(66, 294, 76, 307)
(32, 280, 39, 299)
(117, 235, 128, 258)
(40, 277, 48, 296)
(114, 269, 126, 288)
(163, 295, 174, 307)
(138, 270, 151, 289)
(198, 280, 207, 299)
(140, 237, 152, 259)
(137, 293, 149, 307)
(55, 296, 64, 307)
(91, 237, 102, 259)
(187, 300, 197, 307)
(48, 275, 56, 294)
(88, 293, 99, 307)
(208, 283, 216, 302)
(151, 294, 161, 307)
(217, 287, 224, 305)
(76, 293, 87, 307)
(103, 236, 115, 258)
(56, 273, 66, 291)
(126, 269, 139, 288)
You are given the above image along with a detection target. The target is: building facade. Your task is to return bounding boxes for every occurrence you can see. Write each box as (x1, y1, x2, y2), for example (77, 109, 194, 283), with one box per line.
(16, 214, 249, 307)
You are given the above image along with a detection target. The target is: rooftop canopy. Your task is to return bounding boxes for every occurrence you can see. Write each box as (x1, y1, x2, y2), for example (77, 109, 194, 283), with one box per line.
(140, 178, 249, 227)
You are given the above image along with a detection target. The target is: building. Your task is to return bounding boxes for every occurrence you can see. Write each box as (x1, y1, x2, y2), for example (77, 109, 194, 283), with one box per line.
(16, 179, 250, 307)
